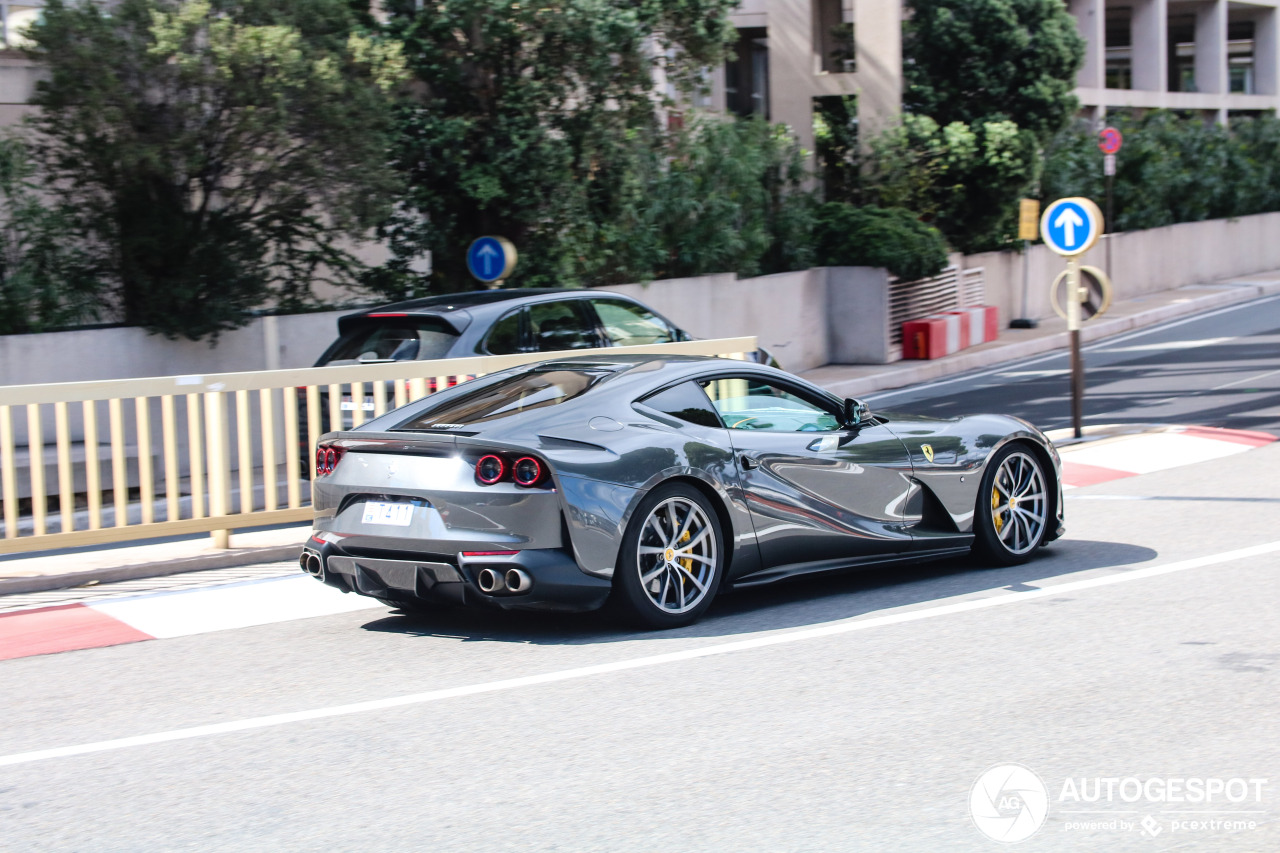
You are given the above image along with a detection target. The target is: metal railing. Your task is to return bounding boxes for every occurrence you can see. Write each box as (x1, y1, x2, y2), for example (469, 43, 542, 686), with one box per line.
(0, 337, 757, 555)
(888, 266, 986, 348)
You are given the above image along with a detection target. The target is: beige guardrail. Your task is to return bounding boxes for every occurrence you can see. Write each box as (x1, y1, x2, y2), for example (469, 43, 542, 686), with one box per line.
(0, 337, 756, 554)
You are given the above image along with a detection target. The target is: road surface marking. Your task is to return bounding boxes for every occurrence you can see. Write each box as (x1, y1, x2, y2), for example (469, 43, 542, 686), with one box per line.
(1093, 336, 1234, 353)
(1212, 367, 1280, 391)
(869, 293, 1280, 402)
(3, 539, 1279, 769)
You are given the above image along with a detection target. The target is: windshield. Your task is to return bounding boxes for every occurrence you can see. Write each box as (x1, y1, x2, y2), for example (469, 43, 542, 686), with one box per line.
(323, 318, 459, 364)
(395, 368, 608, 429)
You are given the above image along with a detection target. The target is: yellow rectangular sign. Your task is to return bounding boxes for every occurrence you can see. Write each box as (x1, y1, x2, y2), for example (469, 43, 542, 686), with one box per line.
(1018, 198, 1040, 241)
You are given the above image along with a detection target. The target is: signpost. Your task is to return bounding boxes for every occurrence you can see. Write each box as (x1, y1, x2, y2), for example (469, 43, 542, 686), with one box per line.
(1011, 199, 1041, 329)
(1097, 127, 1123, 281)
(466, 236, 518, 286)
(1040, 197, 1106, 438)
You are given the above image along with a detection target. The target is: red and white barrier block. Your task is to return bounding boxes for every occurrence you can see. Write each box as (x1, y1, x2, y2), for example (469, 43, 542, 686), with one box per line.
(902, 306, 999, 359)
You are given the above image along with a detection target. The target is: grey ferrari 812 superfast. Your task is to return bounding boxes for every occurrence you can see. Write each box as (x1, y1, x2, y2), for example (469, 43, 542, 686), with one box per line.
(300, 355, 1063, 628)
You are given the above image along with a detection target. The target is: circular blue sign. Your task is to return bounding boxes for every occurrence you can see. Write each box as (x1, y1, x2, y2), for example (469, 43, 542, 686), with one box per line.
(466, 236, 516, 283)
(1039, 198, 1103, 257)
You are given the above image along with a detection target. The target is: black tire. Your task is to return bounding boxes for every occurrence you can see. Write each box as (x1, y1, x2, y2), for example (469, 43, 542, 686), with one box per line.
(612, 482, 725, 629)
(972, 442, 1051, 566)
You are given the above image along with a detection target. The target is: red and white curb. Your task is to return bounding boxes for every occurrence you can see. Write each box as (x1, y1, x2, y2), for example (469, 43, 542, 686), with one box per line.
(1056, 425, 1276, 489)
(0, 575, 381, 663)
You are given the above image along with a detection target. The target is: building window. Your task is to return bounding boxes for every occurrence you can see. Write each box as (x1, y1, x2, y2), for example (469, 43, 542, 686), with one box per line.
(814, 0, 855, 74)
(1, 1, 41, 49)
(1105, 7, 1131, 90)
(725, 27, 769, 119)
(1228, 20, 1255, 95)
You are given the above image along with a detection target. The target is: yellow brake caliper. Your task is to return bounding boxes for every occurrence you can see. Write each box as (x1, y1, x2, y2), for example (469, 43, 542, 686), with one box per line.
(679, 529, 693, 572)
(992, 487, 1004, 534)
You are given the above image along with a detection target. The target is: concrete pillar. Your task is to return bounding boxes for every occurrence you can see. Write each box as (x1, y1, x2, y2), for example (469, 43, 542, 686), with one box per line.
(1131, 0, 1168, 92)
(1070, 0, 1106, 89)
(1195, 0, 1227, 94)
(1255, 7, 1279, 97)
(765, 2, 817, 154)
(853, 0, 903, 138)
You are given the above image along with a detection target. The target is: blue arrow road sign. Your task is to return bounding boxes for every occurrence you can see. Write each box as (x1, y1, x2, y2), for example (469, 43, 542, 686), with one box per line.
(1040, 198, 1102, 256)
(467, 236, 515, 283)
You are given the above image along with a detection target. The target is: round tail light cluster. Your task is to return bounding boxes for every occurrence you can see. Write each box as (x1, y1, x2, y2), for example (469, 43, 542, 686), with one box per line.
(474, 453, 546, 487)
(315, 443, 346, 476)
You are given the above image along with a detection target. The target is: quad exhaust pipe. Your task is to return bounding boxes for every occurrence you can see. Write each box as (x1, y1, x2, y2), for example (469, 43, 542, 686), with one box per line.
(476, 566, 534, 595)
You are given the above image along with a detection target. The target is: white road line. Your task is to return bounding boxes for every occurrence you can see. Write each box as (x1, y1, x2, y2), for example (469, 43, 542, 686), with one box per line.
(1212, 367, 1280, 391)
(1093, 336, 1235, 353)
(870, 292, 1280, 401)
(3, 539, 1279, 769)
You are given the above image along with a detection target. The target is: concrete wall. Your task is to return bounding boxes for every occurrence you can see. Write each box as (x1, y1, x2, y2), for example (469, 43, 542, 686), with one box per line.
(967, 211, 1280, 324)
(0, 309, 350, 389)
(599, 268, 833, 371)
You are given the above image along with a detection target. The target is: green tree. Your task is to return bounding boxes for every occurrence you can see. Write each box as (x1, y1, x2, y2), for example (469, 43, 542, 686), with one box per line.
(25, 0, 406, 340)
(1043, 111, 1280, 231)
(0, 137, 101, 334)
(812, 203, 948, 282)
(904, 0, 1085, 141)
(590, 117, 814, 285)
(380, 0, 740, 295)
(837, 114, 1040, 253)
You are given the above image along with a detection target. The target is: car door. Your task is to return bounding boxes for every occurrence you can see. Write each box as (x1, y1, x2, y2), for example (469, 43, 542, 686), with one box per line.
(700, 374, 916, 571)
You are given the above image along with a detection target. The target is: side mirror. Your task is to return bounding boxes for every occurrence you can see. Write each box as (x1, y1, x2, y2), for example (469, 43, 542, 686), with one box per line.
(843, 398, 871, 428)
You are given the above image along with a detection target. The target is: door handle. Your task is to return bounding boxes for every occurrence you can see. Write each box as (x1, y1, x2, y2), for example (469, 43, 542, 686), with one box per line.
(739, 454, 758, 470)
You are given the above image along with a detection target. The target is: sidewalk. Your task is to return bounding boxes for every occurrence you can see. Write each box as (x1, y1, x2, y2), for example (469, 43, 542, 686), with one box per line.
(3, 270, 1279, 596)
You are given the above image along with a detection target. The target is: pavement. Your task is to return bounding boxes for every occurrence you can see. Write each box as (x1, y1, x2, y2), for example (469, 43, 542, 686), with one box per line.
(2, 269, 1278, 597)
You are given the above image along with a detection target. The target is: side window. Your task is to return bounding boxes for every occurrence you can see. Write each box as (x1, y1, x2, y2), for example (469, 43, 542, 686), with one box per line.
(529, 300, 600, 352)
(484, 309, 524, 355)
(700, 377, 841, 432)
(592, 299, 676, 347)
(638, 381, 723, 429)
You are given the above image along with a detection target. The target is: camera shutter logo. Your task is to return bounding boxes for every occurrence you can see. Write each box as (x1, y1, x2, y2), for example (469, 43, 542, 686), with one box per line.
(970, 764, 1050, 843)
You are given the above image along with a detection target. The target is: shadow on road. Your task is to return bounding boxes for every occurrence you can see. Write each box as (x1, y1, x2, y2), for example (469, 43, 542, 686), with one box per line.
(358, 538, 1158, 646)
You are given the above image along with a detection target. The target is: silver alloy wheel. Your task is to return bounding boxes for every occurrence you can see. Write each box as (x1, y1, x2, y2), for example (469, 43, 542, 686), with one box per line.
(990, 451, 1047, 556)
(635, 496, 718, 615)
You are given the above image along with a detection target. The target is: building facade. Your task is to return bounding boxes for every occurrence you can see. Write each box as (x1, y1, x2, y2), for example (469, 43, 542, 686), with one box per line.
(3, 1, 1279, 136)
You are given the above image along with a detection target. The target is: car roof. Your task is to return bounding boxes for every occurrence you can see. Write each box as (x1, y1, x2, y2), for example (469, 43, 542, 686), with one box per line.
(336, 288, 652, 336)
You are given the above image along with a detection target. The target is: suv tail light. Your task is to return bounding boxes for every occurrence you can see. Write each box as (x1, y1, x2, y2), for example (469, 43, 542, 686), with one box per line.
(315, 442, 346, 476)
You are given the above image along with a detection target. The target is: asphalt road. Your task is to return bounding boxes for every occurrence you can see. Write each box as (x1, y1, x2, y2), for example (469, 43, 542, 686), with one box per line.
(867, 292, 1280, 436)
(2, 302, 1279, 852)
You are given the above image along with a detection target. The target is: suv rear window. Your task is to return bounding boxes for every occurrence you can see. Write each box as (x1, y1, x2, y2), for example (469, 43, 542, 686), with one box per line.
(396, 368, 609, 430)
(322, 318, 458, 364)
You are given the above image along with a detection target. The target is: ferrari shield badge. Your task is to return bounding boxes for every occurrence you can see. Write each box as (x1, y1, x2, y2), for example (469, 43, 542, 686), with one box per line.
(921, 444, 935, 463)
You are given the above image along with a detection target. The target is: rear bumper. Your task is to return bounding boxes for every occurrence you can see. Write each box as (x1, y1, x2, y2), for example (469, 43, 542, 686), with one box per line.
(300, 540, 612, 613)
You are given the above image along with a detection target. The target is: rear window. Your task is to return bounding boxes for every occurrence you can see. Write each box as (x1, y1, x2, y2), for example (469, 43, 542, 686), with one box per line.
(396, 368, 609, 430)
(324, 318, 458, 364)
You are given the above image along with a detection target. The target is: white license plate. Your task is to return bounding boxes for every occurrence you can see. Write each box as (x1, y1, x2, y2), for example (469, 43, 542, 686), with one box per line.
(361, 501, 415, 526)
(341, 399, 376, 412)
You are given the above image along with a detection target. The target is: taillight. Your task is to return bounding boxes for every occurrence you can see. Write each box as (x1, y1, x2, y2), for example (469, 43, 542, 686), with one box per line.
(315, 442, 346, 476)
(476, 454, 505, 484)
(475, 453, 548, 486)
(513, 456, 543, 487)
